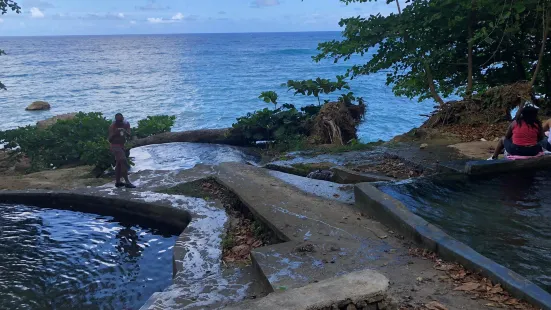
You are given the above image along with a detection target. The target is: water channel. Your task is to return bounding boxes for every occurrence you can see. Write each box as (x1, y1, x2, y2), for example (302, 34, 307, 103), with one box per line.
(378, 171, 551, 292)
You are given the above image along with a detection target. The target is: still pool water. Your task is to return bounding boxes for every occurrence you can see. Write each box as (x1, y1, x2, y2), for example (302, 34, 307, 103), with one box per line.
(0, 204, 178, 310)
(379, 171, 551, 293)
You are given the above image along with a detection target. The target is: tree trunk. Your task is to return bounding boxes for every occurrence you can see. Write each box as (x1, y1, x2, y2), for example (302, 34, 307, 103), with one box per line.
(466, 0, 476, 97)
(396, 1, 444, 106)
(531, 8, 551, 87)
(128, 128, 245, 149)
(424, 63, 445, 106)
(395, 0, 402, 14)
(515, 56, 526, 81)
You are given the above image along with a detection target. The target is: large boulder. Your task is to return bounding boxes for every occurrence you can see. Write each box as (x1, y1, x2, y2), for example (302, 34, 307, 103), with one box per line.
(36, 113, 77, 129)
(26, 101, 51, 111)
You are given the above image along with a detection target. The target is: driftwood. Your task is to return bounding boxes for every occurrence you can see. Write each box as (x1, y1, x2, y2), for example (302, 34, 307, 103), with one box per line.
(128, 128, 245, 149)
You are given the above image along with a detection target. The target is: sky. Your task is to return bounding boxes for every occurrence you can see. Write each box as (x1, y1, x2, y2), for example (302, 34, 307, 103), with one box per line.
(0, 0, 400, 36)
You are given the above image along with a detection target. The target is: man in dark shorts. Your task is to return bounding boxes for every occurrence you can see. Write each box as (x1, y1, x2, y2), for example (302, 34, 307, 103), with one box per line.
(108, 113, 136, 188)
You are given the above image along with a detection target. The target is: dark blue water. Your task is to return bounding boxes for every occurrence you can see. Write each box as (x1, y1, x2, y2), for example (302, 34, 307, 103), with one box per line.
(0, 204, 177, 310)
(379, 172, 551, 292)
(0, 32, 434, 142)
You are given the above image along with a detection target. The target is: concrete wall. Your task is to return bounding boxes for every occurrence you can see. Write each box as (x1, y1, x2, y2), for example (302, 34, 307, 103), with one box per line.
(354, 183, 551, 310)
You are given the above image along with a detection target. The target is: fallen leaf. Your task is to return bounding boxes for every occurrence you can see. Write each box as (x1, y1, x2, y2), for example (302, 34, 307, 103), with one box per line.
(485, 303, 497, 307)
(489, 284, 504, 294)
(505, 298, 519, 305)
(434, 263, 454, 271)
(425, 301, 448, 310)
(454, 282, 480, 292)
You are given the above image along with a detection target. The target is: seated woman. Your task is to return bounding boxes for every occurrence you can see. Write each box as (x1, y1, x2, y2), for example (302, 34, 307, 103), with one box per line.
(489, 105, 544, 160)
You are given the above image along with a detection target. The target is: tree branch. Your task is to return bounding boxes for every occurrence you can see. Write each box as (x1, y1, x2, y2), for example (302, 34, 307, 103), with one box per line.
(531, 6, 551, 87)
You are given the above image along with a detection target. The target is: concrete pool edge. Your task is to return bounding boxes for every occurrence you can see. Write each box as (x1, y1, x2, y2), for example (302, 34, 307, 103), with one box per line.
(0, 190, 192, 231)
(354, 183, 551, 310)
(0, 190, 194, 308)
(465, 156, 551, 175)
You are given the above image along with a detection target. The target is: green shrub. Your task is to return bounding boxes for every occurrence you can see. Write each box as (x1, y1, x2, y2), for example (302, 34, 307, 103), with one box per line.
(0, 112, 176, 174)
(0, 112, 111, 172)
(135, 115, 176, 139)
(230, 104, 316, 145)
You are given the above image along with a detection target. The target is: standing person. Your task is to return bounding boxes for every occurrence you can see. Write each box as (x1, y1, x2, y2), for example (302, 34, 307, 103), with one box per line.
(489, 105, 544, 160)
(108, 113, 136, 188)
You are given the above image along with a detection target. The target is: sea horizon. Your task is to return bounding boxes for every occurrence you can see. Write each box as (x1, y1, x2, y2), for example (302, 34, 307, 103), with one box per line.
(0, 30, 342, 39)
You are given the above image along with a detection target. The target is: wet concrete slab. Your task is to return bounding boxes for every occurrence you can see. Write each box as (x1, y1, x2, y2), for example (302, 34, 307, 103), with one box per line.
(215, 162, 502, 309)
(268, 170, 354, 204)
(224, 269, 389, 310)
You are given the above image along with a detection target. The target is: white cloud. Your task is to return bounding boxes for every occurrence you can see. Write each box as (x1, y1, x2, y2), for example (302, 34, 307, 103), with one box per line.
(0, 18, 3, 23)
(172, 12, 184, 20)
(130, 20, 136, 24)
(118, 13, 125, 19)
(250, 0, 280, 8)
(147, 17, 167, 24)
(148, 13, 197, 24)
(30, 7, 45, 18)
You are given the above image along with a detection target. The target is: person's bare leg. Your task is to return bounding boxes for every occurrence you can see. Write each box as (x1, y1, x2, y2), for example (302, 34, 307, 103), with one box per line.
(115, 161, 122, 184)
(492, 137, 505, 159)
(121, 160, 130, 184)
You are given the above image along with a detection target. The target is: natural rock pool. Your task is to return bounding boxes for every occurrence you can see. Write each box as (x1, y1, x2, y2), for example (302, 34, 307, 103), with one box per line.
(0, 203, 177, 310)
(378, 171, 551, 293)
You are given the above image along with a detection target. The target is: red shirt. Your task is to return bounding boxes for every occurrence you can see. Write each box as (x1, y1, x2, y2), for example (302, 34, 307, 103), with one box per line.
(512, 121, 540, 146)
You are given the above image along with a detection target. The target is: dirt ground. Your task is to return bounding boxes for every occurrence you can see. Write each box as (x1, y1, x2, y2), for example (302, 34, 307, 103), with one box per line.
(350, 154, 426, 179)
(0, 165, 110, 190)
(449, 141, 498, 159)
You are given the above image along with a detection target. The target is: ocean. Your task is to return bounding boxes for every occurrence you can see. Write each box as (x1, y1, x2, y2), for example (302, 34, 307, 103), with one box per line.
(0, 32, 434, 142)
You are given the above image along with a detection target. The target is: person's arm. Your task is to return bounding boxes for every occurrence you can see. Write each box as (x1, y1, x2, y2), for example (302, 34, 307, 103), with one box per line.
(514, 101, 526, 120)
(543, 119, 551, 132)
(123, 122, 131, 137)
(108, 124, 117, 143)
(505, 122, 514, 140)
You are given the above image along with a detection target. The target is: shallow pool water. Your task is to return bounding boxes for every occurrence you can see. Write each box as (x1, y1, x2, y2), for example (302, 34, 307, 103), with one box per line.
(131, 142, 258, 172)
(0, 204, 178, 310)
(378, 171, 551, 292)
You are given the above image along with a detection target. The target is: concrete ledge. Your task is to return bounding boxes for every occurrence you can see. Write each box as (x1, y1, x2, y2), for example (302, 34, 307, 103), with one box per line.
(223, 269, 389, 310)
(465, 156, 551, 175)
(354, 183, 551, 310)
(0, 190, 191, 232)
(331, 166, 396, 184)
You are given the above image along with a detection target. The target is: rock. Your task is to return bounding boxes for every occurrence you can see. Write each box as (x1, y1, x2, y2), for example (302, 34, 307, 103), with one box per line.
(346, 304, 357, 310)
(356, 300, 368, 308)
(36, 113, 77, 129)
(420, 143, 428, 149)
(26, 101, 51, 111)
(231, 245, 250, 257)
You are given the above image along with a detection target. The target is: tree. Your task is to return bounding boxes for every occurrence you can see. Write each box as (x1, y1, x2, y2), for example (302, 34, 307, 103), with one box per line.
(1, 0, 21, 90)
(315, 0, 551, 106)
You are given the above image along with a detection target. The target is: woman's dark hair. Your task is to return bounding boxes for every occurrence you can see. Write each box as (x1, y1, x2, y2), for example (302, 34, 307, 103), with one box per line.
(517, 105, 542, 129)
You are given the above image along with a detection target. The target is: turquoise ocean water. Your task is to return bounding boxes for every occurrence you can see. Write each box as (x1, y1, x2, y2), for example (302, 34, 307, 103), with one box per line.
(0, 32, 434, 142)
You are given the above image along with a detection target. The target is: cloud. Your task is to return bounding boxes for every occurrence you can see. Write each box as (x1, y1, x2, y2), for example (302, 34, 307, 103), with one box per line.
(130, 20, 136, 25)
(172, 12, 184, 20)
(218, 11, 226, 15)
(137, 0, 170, 11)
(23, 0, 54, 9)
(30, 7, 44, 18)
(147, 17, 169, 24)
(148, 13, 197, 23)
(81, 13, 126, 20)
(250, 0, 280, 8)
(0, 18, 3, 23)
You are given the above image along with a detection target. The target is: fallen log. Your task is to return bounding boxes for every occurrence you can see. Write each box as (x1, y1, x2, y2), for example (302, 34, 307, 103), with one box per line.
(128, 128, 245, 149)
